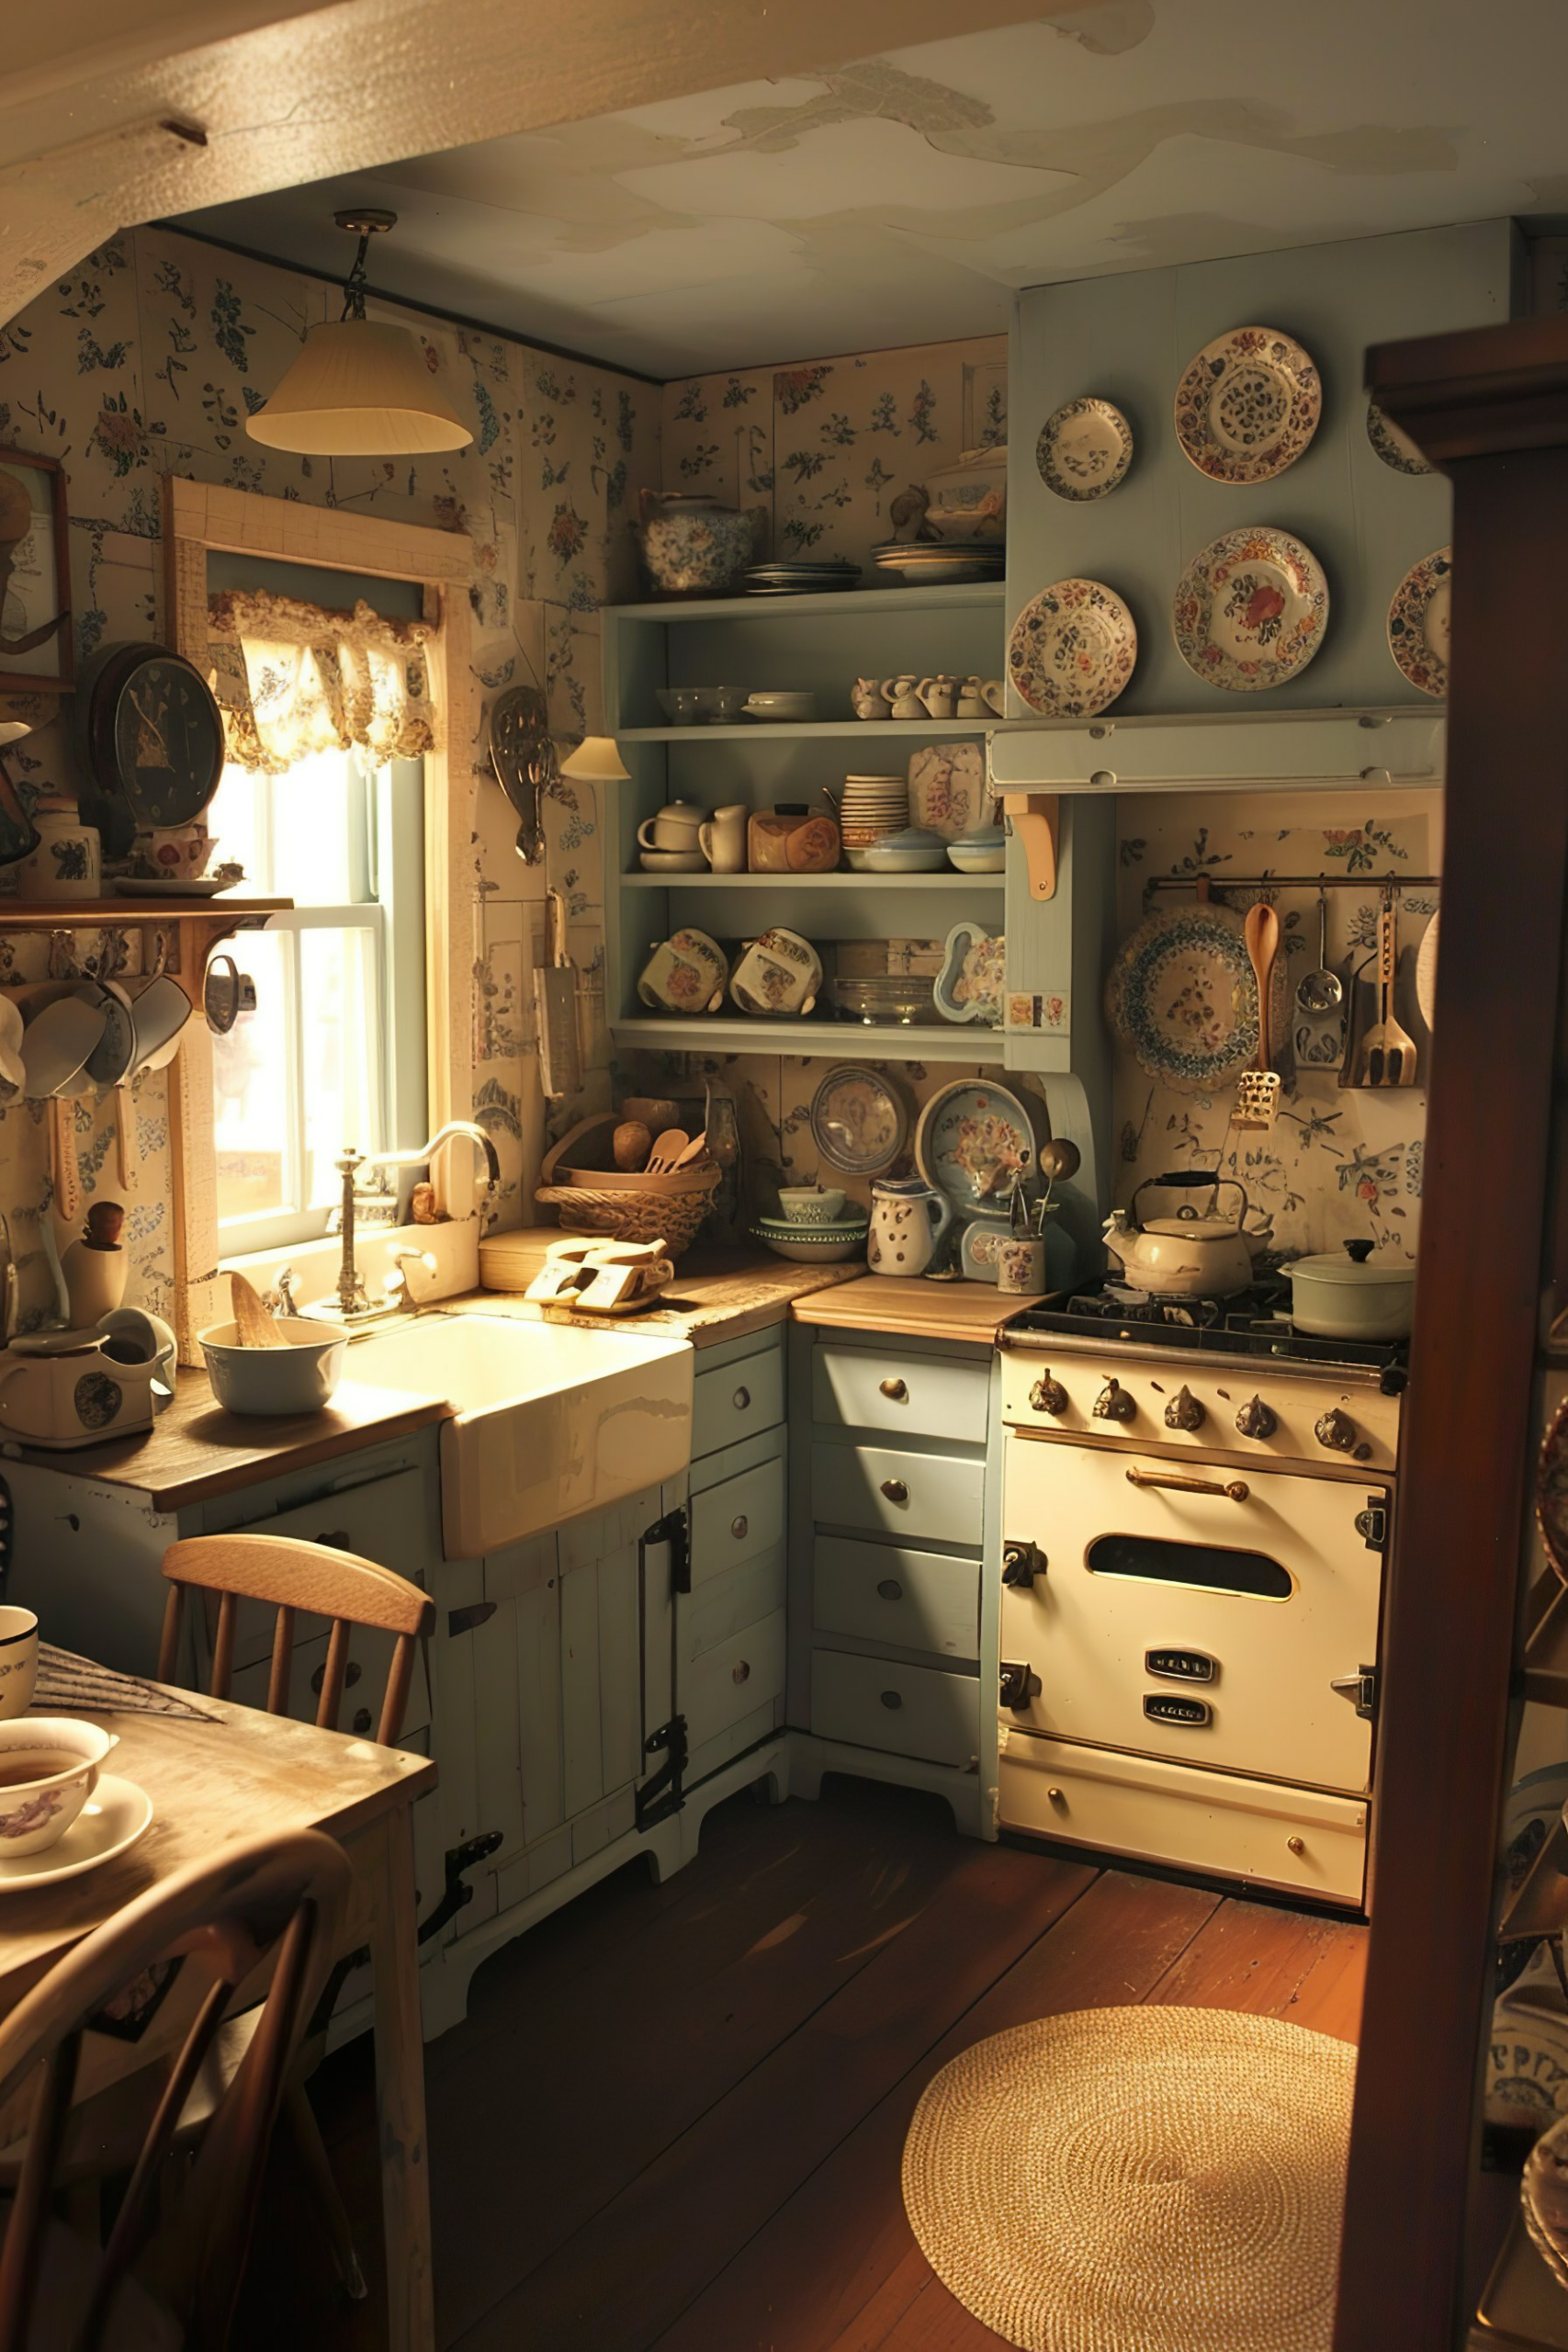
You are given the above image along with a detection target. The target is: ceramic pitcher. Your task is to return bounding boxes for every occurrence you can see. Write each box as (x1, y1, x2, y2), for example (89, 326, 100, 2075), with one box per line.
(866, 1176, 953, 1278)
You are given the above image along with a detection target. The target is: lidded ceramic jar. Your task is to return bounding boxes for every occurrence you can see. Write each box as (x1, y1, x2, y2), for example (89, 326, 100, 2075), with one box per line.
(637, 492, 755, 598)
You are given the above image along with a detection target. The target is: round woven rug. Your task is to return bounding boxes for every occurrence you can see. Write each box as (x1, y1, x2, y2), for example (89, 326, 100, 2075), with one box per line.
(900, 2007, 1355, 2352)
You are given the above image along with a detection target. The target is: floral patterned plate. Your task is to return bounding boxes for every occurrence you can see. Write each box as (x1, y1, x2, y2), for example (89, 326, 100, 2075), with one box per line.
(1366, 399, 1433, 477)
(1007, 579, 1137, 718)
(1540, 1393, 1568, 1583)
(1172, 527, 1329, 694)
(934, 923, 1005, 1025)
(1387, 546, 1451, 698)
(809, 1064, 908, 1176)
(908, 744, 990, 842)
(1035, 397, 1134, 502)
(1173, 325, 1322, 485)
(1104, 902, 1292, 1098)
(914, 1079, 1040, 1221)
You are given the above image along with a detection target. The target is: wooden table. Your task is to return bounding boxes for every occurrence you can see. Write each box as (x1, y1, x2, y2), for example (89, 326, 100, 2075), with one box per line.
(0, 1692, 437, 2349)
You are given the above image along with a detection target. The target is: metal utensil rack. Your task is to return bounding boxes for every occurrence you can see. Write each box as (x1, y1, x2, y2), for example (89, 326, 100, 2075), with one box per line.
(1142, 869, 1440, 902)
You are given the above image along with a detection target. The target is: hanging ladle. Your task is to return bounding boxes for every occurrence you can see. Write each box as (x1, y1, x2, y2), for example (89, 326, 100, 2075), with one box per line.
(1296, 888, 1344, 1018)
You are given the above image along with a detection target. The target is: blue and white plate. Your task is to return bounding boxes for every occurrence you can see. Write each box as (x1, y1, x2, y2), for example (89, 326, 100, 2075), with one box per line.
(914, 1079, 1041, 1222)
(1104, 903, 1290, 1097)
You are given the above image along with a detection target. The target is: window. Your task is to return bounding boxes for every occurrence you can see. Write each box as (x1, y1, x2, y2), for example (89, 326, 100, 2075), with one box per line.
(209, 746, 427, 1254)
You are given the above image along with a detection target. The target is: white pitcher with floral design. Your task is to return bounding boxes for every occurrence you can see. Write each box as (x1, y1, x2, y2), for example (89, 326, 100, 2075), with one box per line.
(866, 1176, 953, 1279)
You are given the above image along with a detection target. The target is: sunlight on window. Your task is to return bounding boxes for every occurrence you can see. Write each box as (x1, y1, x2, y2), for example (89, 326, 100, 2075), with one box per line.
(213, 932, 290, 1224)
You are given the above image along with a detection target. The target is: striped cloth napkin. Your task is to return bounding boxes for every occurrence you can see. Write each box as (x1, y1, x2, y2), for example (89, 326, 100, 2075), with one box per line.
(33, 1644, 216, 1722)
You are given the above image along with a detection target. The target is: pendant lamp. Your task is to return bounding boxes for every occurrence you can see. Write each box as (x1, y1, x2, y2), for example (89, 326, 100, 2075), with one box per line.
(246, 210, 472, 457)
(559, 737, 630, 783)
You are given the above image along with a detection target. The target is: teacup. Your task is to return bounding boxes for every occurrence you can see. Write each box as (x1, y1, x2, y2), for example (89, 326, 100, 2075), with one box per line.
(881, 676, 925, 719)
(777, 1186, 847, 1225)
(917, 675, 959, 719)
(0, 1609, 39, 1721)
(0, 1718, 118, 1855)
(134, 824, 212, 883)
(981, 679, 1006, 717)
(852, 677, 892, 720)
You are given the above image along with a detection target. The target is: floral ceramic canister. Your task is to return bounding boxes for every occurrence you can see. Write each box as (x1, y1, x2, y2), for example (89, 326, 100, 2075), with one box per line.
(17, 807, 100, 901)
(636, 492, 755, 598)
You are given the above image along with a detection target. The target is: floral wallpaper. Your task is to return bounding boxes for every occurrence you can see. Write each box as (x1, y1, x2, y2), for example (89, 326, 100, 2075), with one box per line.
(0, 224, 661, 1325)
(660, 334, 1006, 574)
(1111, 789, 1441, 1266)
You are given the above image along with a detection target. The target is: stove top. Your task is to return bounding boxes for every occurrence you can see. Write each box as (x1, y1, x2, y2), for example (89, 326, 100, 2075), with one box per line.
(1006, 1278, 1410, 1385)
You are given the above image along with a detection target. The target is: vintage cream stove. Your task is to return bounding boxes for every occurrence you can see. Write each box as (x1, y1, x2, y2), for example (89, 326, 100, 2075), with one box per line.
(996, 1285, 1404, 1911)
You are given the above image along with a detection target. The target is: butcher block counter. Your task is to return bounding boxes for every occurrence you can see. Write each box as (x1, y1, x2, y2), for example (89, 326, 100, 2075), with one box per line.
(453, 1237, 862, 1350)
(790, 1272, 1050, 1344)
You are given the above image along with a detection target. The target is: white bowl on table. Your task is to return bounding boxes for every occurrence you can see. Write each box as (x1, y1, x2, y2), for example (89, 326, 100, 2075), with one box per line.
(198, 1317, 348, 1416)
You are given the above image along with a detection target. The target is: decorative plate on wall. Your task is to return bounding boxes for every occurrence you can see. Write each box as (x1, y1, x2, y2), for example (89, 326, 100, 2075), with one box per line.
(1387, 546, 1451, 698)
(1171, 527, 1329, 694)
(1007, 579, 1137, 718)
(1365, 398, 1433, 478)
(1035, 398, 1134, 503)
(1173, 325, 1322, 486)
(1104, 902, 1291, 1098)
(809, 1064, 908, 1176)
(915, 1079, 1039, 1221)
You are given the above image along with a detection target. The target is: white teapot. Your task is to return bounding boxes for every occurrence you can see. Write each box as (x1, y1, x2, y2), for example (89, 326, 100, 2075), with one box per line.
(1102, 1171, 1271, 1299)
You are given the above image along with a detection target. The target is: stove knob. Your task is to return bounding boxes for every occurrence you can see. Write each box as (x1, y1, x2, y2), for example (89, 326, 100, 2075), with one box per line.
(1093, 1378, 1136, 1424)
(1315, 1407, 1358, 1453)
(1164, 1385, 1205, 1433)
(1235, 1394, 1279, 1441)
(1030, 1371, 1068, 1418)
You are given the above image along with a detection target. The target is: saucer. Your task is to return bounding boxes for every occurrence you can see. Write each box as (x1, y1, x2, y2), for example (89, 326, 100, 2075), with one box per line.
(0, 1774, 153, 1890)
(638, 850, 708, 873)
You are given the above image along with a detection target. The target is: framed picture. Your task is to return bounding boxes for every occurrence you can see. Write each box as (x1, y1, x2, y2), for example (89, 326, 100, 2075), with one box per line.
(0, 448, 72, 694)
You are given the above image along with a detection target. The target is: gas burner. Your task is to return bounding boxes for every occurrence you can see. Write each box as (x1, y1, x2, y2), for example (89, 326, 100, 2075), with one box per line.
(1011, 1283, 1409, 1385)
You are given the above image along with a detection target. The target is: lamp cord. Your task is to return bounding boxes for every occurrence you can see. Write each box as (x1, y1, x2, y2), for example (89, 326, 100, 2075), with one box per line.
(341, 231, 374, 322)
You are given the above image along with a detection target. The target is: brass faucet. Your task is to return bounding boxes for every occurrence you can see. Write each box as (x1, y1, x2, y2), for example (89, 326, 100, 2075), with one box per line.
(325, 1123, 501, 1327)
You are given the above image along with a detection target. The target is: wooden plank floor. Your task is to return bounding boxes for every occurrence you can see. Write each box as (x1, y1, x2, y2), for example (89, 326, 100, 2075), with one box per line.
(233, 1775, 1368, 2351)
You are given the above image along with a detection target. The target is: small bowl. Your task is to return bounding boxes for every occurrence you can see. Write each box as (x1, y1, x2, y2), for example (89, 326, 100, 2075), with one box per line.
(0, 1718, 118, 1855)
(656, 688, 706, 726)
(862, 827, 949, 874)
(947, 826, 1007, 874)
(777, 1186, 848, 1225)
(750, 1217, 868, 1265)
(744, 692, 818, 722)
(831, 974, 936, 1025)
(198, 1317, 348, 1416)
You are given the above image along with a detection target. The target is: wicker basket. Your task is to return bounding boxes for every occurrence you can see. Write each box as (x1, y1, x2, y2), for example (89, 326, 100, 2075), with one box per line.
(535, 1114, 720, 1258)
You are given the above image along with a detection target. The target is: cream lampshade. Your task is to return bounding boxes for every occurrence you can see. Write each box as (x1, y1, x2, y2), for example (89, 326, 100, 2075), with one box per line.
(246, 320, 472, 456)
(559, 736, 630, 783)
(244, 209, 473, 458)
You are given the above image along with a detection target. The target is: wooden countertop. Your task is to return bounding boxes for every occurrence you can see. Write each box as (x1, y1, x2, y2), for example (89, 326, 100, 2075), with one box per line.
(463, 1238, 861, 1350)
(7, 1375, 451, 1513)
(791, 1273, 1050, 1343)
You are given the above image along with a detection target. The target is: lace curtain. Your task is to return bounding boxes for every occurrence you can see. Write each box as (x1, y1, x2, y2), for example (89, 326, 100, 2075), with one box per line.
(208, 587, 437, 775)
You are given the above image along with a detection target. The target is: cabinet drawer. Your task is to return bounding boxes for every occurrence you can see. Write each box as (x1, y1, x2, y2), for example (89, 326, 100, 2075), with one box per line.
(999, 1729, 1368, 1907)
(685, 1608, 786, 1757)
(689, 1455, 785, 1589)
(811, 1441, 985, 1550)
(686, 1555, 787, 1664)
(228, 1623, 432, 1742)
(813, 1346, 987, 1445)
(213, 1467, 432, 1672)
(693, 1346, 784, 1460)
(811, 1648, 979, 1770)
(813, 1537, 979, 1663)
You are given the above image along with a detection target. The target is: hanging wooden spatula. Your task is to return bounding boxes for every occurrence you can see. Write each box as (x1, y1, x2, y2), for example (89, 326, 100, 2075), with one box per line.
(1235, 901, 1281, 1128)
(231, 1269, 287, 1346)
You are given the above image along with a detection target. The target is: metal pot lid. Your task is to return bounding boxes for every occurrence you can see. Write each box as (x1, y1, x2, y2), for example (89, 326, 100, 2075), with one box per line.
(1287, 1240, 1415, 1286)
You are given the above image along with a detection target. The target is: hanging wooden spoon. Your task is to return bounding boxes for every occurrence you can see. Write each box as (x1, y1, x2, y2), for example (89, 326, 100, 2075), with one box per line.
(1235, 902, 1281, 1128)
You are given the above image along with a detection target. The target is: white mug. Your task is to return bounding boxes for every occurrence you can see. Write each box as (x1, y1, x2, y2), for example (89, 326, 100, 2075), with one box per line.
(698, 805, 749, 874)
(0, 1609, 39, 1720)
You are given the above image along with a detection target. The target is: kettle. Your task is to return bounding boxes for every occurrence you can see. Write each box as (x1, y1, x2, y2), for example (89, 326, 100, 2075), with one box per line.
(1102, 1171, 1270, 1299)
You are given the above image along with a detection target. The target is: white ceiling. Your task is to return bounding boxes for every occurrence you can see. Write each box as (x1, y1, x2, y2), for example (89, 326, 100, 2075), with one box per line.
(171, 0, 1568, 379)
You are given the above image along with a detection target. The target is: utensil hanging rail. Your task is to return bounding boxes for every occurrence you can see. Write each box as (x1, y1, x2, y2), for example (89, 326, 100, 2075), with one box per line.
(1142, 870, 1439, 899)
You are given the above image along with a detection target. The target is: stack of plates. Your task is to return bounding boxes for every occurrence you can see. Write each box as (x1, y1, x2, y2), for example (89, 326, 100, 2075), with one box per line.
(871, 539, 1006, 587)
(840, 774, 908, 872)
(745, 559, 862, 596)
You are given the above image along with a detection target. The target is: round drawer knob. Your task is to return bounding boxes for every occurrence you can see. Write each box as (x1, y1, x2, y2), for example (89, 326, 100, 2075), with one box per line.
(880, 1689, 903, 1711)
(1286, 1835, 1305, 1858)
(881, 1478, 908, 1504)
(1046, 1785, 1065, 1803)
(352, 1706, 373, 1737)
(880, 1377, 908, 1402)
(732, 1659, 751, 1686)
(730, 1514, 749, 1541)
(876, 1578, 904, 1602)
(732, 1385, 750, 1411)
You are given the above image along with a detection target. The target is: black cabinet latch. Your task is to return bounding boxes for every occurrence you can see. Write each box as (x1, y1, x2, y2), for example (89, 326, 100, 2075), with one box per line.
(643, 1508, 690, 1595)
(1002, 1541, 1044, 1589)
(636, 1714, 689, 1829)
(1354, 1500, 1388, 1552)
(999, 1660, 1042, 1712)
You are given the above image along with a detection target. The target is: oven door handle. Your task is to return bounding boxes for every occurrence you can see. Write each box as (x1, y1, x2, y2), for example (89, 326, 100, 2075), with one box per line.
(1125, 1467, 1250, 1502)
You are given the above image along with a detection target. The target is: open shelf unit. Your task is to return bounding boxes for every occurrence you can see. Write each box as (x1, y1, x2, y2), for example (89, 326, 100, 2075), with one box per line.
(612, 1016, 1007, 1064)
(621, 870, 1003, 891)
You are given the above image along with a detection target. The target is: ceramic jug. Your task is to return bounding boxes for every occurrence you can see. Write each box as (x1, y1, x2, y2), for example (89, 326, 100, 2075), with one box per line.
(866, 1176, 953, 1279)
(697, 804, 749, 874)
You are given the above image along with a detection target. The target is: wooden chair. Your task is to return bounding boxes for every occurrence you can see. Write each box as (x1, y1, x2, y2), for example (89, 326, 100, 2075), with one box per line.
(0, 1827, 350, 2352)
(152, 1533, 436, 2302)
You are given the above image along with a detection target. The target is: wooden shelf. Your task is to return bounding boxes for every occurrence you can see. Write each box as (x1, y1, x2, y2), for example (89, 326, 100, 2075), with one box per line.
(622, 870, 1003, 890)
(620, 720, 1027, 742)
(604, 582, 1007, 624)
(0, 897, 289, 928)
(611, 1016, 1005, 1062)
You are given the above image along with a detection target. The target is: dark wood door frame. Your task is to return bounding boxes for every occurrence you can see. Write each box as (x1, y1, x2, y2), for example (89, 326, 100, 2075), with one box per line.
(1336, 317, 1568, 2350)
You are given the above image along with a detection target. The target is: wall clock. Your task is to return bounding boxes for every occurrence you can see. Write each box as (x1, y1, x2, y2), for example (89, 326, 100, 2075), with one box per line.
(81, 641, 226, 854)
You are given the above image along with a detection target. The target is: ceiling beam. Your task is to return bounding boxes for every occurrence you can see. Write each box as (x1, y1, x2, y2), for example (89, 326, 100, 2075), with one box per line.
(2, 0, 1106, 328)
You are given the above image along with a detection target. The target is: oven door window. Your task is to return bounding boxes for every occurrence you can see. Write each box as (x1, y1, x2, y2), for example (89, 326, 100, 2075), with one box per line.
(1087, 1533, 1292, 1601)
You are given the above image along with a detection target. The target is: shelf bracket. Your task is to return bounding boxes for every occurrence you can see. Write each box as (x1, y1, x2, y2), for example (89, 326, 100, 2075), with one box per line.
(1001, 792, 1059, 902)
